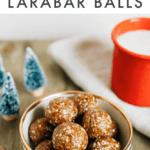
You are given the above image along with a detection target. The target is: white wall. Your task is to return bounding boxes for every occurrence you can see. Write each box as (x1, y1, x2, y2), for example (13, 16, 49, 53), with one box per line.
(0, 14, 149, 40)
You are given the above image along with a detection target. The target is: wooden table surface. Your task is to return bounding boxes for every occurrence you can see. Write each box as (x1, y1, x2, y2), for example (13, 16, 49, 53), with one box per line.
(0, 41, 149, 150)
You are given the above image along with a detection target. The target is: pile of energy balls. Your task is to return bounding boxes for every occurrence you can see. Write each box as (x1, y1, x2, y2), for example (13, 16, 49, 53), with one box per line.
(29, 93, 122, 150)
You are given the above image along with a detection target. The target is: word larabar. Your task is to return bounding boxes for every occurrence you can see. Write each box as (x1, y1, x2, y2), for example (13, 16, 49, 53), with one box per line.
(8, 0, 142, 9)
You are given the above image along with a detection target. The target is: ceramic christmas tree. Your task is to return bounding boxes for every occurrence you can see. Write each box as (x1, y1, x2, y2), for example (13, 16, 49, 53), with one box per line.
(23, 47, 47, 97)
(0, 54, 6, 93)
(0, 72, 19, 121)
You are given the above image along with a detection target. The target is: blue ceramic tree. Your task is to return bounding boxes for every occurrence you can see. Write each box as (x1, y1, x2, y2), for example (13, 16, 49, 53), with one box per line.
(23, 47, 47, 95)
(0, 54, 6, 89)
(0, 72, 19, 121)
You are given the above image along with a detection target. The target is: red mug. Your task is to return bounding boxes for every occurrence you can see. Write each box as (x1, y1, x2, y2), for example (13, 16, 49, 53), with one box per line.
(111, 18, 150, 107)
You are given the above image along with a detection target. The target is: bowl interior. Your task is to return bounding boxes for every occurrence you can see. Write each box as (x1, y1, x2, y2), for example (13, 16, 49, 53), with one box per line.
(22, 93, 131, 149)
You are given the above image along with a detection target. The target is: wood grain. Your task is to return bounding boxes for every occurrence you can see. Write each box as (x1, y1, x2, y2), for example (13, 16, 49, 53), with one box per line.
(0, 41, 149, 150)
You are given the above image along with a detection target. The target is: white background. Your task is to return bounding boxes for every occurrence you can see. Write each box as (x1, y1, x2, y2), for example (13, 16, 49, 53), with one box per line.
(0, 14, 149, 40)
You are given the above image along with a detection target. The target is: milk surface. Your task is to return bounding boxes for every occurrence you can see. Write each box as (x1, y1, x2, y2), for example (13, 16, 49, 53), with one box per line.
(117, 30, 150, 56)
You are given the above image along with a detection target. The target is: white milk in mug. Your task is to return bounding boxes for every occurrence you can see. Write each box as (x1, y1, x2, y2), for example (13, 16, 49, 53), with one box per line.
(117, 30, 150, 56)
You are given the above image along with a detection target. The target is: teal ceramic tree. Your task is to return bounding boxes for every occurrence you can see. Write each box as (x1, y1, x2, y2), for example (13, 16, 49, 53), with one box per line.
(23, 47, 47, 97)
(0, 54, 6, 90)
(0, 72, 19, 121)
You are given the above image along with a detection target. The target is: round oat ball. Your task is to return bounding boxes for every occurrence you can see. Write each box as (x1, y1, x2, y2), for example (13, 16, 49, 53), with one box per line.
(82, 109, 112, 139)
(72, 93, 100, 115)
(45, 97, 78, 126)
(108, 119, 118, 138)
(29, 117, 53, 145)
(89, 137, 121, 150)
(35, 140, 54, 150)
(52, 122, 88, 150)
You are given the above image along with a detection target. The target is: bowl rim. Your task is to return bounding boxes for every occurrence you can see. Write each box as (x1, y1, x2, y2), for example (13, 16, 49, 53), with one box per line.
(19, 91, 133, 150)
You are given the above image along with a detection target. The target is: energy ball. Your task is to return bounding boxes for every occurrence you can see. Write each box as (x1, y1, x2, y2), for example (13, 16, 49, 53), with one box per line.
(72, 93, 100, 115)
(45, 97, 78, 126)
(89, 137, 121, 150)
(29, 117, 53, 145)
(52, 122, 88, 150)
(35, 140, 54, 150)
(82, 109, 112, 139)
(108, 119, 118, 138)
